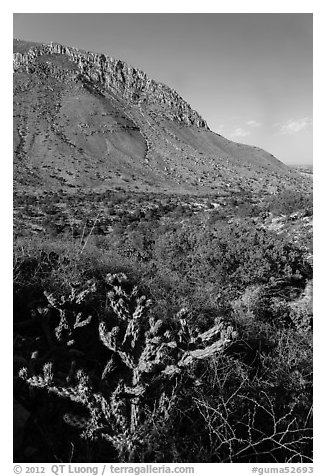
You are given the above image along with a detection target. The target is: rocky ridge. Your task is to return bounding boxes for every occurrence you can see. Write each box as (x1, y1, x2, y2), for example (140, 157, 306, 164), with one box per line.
(13, 40, 208, 129)
(13, 39, 311, 195)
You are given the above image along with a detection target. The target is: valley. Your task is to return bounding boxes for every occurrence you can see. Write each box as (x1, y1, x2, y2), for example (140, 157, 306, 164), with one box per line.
(13, 39, 313, 464)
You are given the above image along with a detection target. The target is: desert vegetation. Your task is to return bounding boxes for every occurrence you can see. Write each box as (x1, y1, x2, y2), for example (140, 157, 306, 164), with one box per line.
(13, 38, 313, 465)
(14, 188, 312, 463)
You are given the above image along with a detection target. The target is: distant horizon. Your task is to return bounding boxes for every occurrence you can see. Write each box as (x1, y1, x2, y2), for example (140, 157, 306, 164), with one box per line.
(13, 13, 313, 165)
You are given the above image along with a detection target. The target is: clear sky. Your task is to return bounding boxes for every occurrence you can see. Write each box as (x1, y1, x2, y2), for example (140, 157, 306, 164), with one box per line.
(13, 13, 313, 165)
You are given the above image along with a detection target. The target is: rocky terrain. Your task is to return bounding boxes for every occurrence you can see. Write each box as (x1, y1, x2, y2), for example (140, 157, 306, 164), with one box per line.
(13, 39, 311, 195)
(13, 39, 313, 464)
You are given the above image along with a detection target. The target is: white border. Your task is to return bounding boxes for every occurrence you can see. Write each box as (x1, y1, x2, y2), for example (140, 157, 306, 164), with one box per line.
(3, 4, 323, 474)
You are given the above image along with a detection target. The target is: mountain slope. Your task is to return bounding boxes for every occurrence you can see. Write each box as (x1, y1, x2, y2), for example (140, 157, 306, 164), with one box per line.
(13, 39, 309, 195)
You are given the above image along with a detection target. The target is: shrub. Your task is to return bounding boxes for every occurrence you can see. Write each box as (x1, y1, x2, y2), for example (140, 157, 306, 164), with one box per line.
(13, 210, 313, 462)
(18, 273, 236, 462)
(263, 191, 313, 216)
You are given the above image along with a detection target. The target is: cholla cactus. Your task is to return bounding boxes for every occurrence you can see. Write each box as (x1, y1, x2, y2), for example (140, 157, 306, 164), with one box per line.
(19, 273, 236, 462)
(38, 280, 96, 345)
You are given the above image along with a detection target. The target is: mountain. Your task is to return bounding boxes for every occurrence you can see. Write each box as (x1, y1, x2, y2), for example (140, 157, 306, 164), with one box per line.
(13, 39, 310, 195)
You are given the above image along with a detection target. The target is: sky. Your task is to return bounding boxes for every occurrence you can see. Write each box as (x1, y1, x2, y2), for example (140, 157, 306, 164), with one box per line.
(13, 13, 313, 165)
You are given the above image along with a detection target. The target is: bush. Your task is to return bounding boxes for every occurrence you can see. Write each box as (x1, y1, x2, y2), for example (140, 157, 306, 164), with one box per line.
(13, 210, 313, 462)
(16, 271, 235, 462)
(263, 191, 313, 216)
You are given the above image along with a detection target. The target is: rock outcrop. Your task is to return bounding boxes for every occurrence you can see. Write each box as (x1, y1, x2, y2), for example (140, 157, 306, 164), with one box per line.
(13, 41, 208, 129)
(13, 39, 310, 195)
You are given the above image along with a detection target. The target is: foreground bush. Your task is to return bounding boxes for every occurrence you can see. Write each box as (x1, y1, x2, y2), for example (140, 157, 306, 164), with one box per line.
(16, 271, 236, 462)
(13, 235, 312, 462)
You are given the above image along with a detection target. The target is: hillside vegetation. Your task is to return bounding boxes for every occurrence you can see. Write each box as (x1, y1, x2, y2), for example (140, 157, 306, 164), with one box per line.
(14, 188, 313, 463)
(13, 39, 313, 464)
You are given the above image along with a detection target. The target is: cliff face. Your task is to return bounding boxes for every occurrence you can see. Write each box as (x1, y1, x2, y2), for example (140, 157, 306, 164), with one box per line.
(13, 41, 208, 129)
(13, 39, 310, 195)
